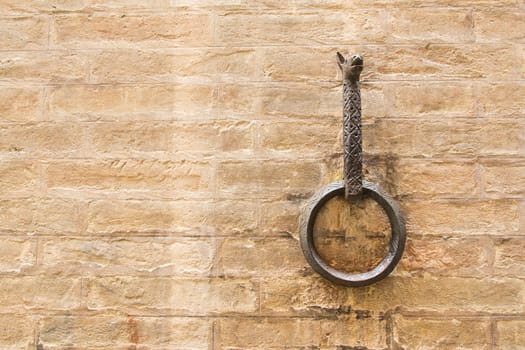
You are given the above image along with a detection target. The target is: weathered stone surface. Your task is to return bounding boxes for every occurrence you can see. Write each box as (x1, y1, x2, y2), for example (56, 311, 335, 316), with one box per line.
(405, 199, 521, 236)
(0, 237, 36, 273)
(393, 316, 491, 350)
(41, 237, 214, 276)
(474, 9, 525, 43)
(0, 88, 42, 121)
(0, 315, 34, 349)
(219, 238, 305, 277)
(51, 14, 213, 48)
(483, 161, 525, 196)
(49, 84, 216, 120)
(0, 276, 81, 311)
(496, 320, 525, 350)
(0, 17, 48, 49)
(494, 238, 525, 277)
(84, 277, 258, 315)
(0, 161, 39, 197)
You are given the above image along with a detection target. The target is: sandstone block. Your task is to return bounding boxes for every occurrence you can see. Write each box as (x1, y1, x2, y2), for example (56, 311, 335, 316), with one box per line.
(45, 160, 214, 196)
(399, 236, 490, 277)
(0, 314, 34, 349)
(0, 51, 88, 83)
(84, 277, 258, 315)
(0, 237, 36, 274)
(0, 161, 39, 197)
(219, 238, 305, 277)
(0, 123, 82, 157)
(41, 237, 214, 276)
(0, 17, 48, 49)
(494, 238, 525, 277)
(405, 199, 521, 236)
(0, 88, 42, 121)
(347, 276, 525, 313)
(219, 83, 339, 119)
(483, 161, 525, 196)
(51, 14, 213, 48)
(49, 84, 216, 121)
(393, 315, 491, 350)
(0, 276, 80, 311)
(90, 48, 259, 83)
(474, 9, 525, 43)
(389, 8, 474, 43)
(477, 83, 525, 116)
(496, 320, 525, 349)
(86, 122, 174, 157)
(386, 82, 475, 117)
(218, 160, 322, 195)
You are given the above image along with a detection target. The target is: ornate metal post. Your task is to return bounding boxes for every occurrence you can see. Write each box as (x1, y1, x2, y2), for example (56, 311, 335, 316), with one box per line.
(299, 53, 406, 287)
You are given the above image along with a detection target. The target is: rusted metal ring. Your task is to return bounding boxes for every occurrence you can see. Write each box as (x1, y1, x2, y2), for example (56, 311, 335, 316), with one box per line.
(299, 180, 406, 287)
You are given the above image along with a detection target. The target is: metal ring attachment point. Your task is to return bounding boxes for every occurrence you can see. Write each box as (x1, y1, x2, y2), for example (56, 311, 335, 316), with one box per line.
(299, 180, 406, 287)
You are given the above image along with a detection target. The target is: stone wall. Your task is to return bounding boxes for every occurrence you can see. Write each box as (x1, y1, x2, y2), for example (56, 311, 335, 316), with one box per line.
(0, 0, 524, 349)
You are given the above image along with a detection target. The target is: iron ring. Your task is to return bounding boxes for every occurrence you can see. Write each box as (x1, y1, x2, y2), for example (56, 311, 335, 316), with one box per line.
(299, 180, 406, 287)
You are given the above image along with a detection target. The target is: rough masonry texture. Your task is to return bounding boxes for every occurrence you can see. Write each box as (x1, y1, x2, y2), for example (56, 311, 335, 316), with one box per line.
(0, 0, 524, 349)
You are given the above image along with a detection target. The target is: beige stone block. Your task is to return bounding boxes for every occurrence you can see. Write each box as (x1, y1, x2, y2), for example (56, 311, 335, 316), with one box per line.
(0, 161, 39, 197)
(0, 88, 42, 121)
(220, 83, 339, 119)
(49, 84, 216, 121)
(51, 14, 213, 48)
(475, 9, 525, 43)
(405, 199, 521, 236)
(0, 123, 82, 157)
(520, 45, 525, 79)
(84, 277, 258, 314)
(41, 237, 214, 276)
(90, 48, 259, 83)
(0, 51, 88, 83)
(496, 320, 525, 350)
(260, 47, 339, 82)
(216, 318, 321, 348)
(86, 122, 174, 156)
(216, 12, 387, 46)
(483, 161, 525, 196)
(87, 199, 257, 235)
(477, 83, 525, 116)
(393, 316, 491, 349)
(259, 200, 300, 236)
(389, 8, 474, 43)
(261, 277, 348, 316)
(363, 119, 417, 157)
(377, 160, 479, 198)
(0, 276, 80, 310)
(400, 236, 490, 277)
(339, 0, 518, 5)
(0, 315, 34, 348)
(321, 317, 387, 348)
(218, 161, 322, 194)
(365, 44, 518, 80)
(0, 237, 36, 273)
(172, 121, 254, 154)
(0, 0, 85, 13)
(348, 276, 525, 313)
(494, 238, 525, 277)
(0, 17, 48, 49)
(34, 199, 86, 234)
(219, 238, 305, 277)
(132, 317, 210, 347)
(386, 83, 475, 117)
(0, 199, 34, 232)
(477, 120, 524, 156)
(38, 316, 130, 347)
(259, 121, 339, 155)
(45, 160, 214, 194)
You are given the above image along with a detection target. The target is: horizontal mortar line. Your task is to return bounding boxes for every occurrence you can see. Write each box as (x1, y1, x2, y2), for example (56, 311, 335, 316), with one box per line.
(398, 311, 525, 319)
(0, 42, 521, 53)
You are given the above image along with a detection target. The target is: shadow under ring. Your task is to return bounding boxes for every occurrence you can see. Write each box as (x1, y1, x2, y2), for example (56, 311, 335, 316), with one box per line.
(299, 180, 406, 287)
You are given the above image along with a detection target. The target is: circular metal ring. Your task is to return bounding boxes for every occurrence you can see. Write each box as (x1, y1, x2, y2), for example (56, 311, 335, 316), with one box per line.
(299, 180, 406, 287)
